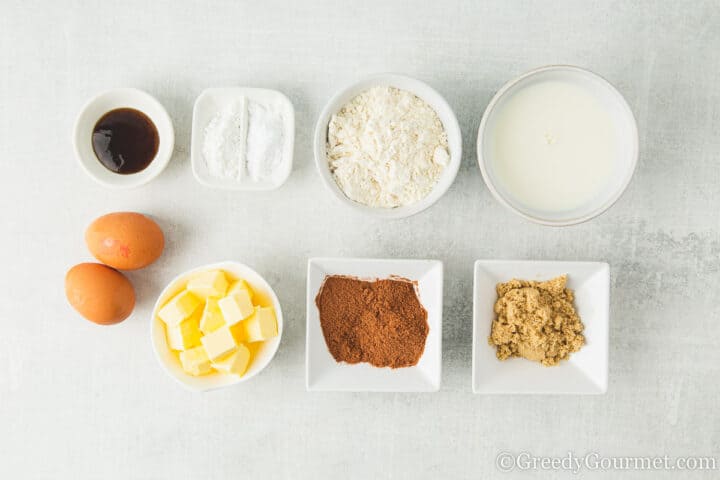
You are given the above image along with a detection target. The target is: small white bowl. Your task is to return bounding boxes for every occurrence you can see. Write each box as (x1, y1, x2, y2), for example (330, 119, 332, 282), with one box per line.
(477, 65, 638, 226)
(472, 260, 609, 394)
(73, 88, 174, 188)
(313, 74, 462, 219)
(151, 261, 283, 392)
(306, 257, 443, 392)
(191, 87, 294, 190)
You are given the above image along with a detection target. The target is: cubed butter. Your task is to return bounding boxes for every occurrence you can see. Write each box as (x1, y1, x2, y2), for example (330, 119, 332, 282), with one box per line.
(187, 270, 228, 299)
(166, 309, 202, 351)
(228, 319, 247, 343)
(218, 290, 254, 325)
(179, 345, 212, 376)
(158, 290, 201, 327)
(243, 306, 278, 343)
(212, 344, 251, 376)
(199, 298, 225, 334)
(228, 279, 254, 300)
(200, 326, 238, 361)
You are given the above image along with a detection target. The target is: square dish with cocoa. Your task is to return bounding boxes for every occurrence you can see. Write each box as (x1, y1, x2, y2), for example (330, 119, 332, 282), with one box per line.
(306, 258, 443, 392)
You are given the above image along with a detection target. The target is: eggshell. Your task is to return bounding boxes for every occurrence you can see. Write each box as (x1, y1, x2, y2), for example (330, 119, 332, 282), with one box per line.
(65, 263, 136, 325)
(85, 212, 164, 270)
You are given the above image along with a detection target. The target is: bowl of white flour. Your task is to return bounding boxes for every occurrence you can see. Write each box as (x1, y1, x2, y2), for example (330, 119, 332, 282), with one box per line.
(314, 74, 462, 218)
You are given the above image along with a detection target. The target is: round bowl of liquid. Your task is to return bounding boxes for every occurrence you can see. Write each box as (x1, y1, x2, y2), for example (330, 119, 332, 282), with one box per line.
(73, 88, 174, 188)
(477, 65, 638, 226)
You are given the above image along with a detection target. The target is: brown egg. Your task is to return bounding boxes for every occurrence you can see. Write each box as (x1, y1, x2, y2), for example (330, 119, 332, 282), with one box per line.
(65, 263, 136, 325)
(85, 212, 164, 270)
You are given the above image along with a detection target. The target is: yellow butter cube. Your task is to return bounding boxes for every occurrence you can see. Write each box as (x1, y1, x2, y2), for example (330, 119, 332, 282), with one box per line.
(158, 290, 201, 327)
(200, 326, 238, 361)
(228, 279, 254, 300)
(199, 298, 225, 334)
(243, 306, 278, 343)
(218, 290, 254, 325)
(228, 321, 246, 343)
(212, 344, 251, 376)
(166, 309, 202, 351)
(179, 345, 212, 376)
(187, 270, 228, 299)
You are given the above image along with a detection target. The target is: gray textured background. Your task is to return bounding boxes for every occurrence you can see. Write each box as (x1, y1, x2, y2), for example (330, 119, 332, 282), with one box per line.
(1, 1, 718, 478)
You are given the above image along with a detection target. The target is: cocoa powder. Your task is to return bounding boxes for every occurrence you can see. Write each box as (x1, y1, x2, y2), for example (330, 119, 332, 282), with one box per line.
(315, 275, 429, 368)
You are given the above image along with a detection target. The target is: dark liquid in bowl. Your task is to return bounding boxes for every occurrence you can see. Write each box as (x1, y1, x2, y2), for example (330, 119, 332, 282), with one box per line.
(92, 108, 159, 174)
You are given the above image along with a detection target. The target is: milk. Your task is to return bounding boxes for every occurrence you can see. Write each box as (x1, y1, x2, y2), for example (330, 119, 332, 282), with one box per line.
(488, 80, 617, 212)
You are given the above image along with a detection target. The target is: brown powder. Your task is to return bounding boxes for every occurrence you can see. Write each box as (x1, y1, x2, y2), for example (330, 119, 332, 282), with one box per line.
(315, 275, 429, 368)
(488, 275, 585, 367)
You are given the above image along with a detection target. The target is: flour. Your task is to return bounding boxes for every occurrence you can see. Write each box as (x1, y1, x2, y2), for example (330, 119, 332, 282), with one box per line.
(203, 97, 284, 183)
(326, 86, 449, 208)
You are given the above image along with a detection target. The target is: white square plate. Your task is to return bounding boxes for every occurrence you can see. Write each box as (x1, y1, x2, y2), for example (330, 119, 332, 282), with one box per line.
(473, 260, 609, 394)
(306, 258, 443, 392)
(191, 87, 294, 190)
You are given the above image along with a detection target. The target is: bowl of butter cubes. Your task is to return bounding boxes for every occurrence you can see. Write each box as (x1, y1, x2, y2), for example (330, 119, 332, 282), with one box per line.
(151, 261, 283, 391)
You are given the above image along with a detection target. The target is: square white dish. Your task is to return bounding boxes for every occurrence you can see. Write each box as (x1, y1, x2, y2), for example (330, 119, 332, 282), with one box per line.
(191, 87, 294, 190)
(306, 258, 443, 392)
(472, 260, 609, 395)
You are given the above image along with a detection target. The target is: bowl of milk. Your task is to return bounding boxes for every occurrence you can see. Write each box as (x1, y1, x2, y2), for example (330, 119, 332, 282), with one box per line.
(477, 65, 638, 226)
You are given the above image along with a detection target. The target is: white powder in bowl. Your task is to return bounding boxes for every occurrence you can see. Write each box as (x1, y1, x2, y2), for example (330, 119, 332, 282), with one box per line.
(326, 86, 449, 208)
(203, 97, 284, 183)
(203, 99, 247, 181)
(246, 101, 284, 182)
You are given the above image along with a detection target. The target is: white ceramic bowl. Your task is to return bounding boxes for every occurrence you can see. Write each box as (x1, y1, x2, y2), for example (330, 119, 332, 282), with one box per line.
(73, 88, 174, 188)
(472, 260, 609, 394)
(191, 87, 295, 190)
(477, 65, 638, 226)
(313, 74, 462, 219)
(306, 257, 443, 392)
(151, 261, 283, 392)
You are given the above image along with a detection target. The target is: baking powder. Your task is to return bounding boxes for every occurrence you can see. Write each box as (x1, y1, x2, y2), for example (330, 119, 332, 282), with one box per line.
(203, 98, 284, 183)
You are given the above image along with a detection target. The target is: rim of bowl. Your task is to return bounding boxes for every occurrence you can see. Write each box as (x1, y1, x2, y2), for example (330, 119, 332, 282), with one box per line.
(313, 73, 462, 219)
(73, 87, 175, 189)
(476, 65, 639, 226)
(150, 261, 283, 392)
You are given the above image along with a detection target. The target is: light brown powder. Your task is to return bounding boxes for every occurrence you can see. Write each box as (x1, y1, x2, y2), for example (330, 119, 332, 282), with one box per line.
(488, 275, 585, 366)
